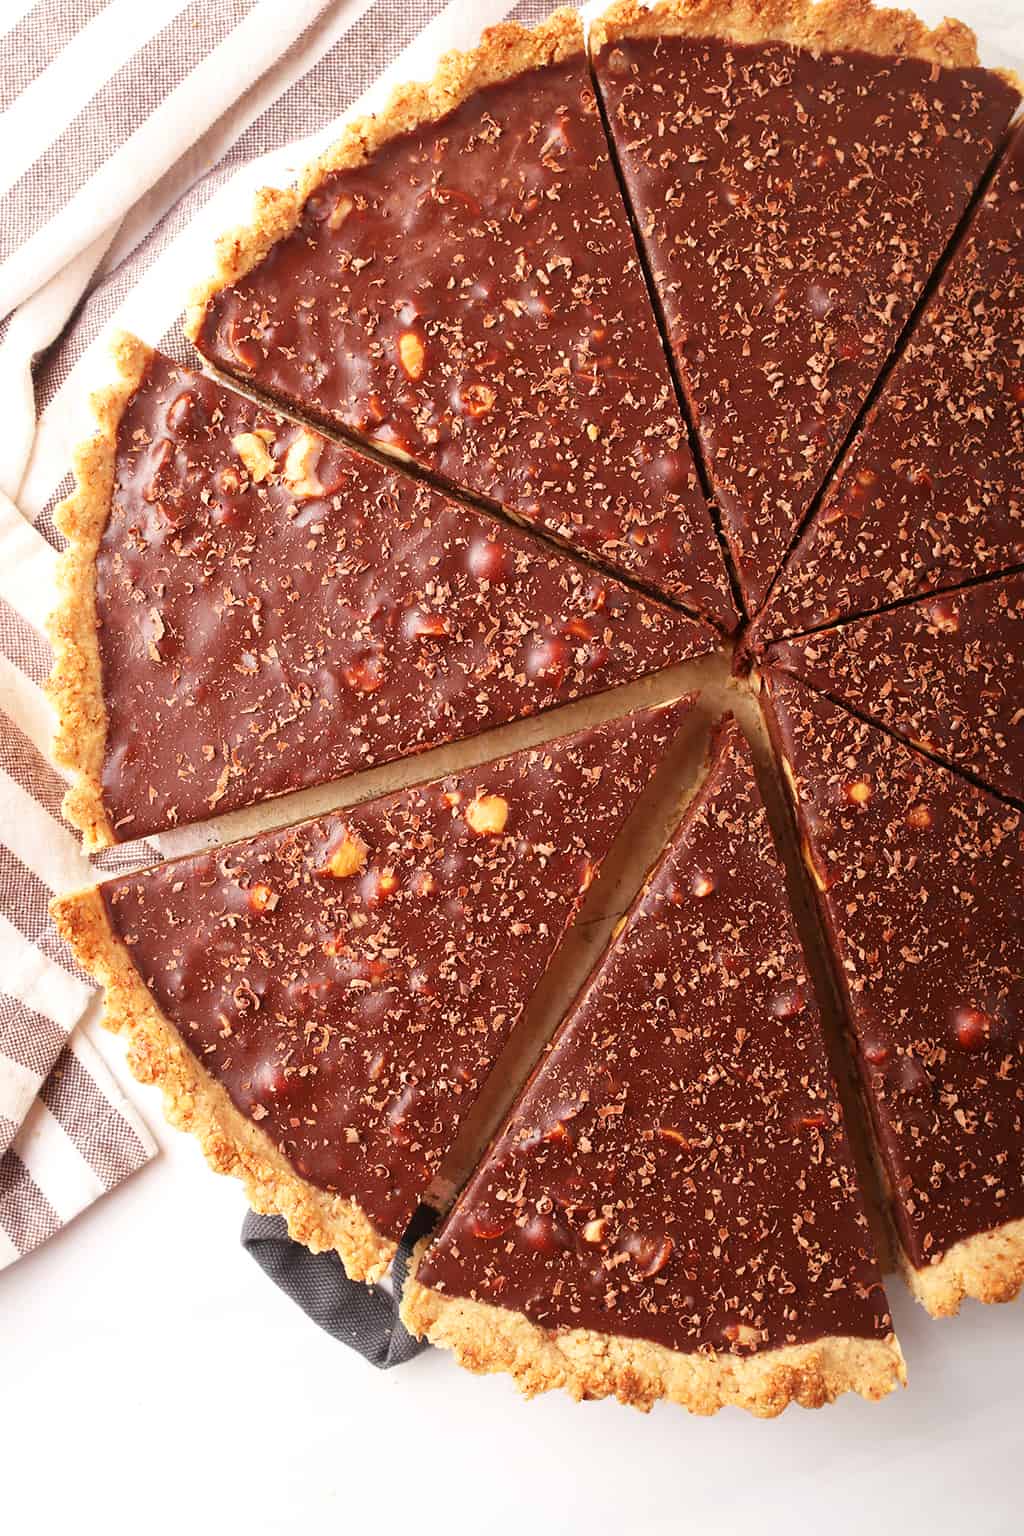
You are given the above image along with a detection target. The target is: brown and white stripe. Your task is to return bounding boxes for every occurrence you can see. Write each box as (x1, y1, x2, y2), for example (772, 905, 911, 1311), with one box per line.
(0, 1032, 155, 1269)
(0, 487, 159, 1265)
(0, 0, 583, 1270)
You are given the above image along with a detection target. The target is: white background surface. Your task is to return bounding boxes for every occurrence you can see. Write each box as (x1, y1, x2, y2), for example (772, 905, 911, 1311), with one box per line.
(3, 2, 1024, 1533)
(3, 1121, 1024, 1536)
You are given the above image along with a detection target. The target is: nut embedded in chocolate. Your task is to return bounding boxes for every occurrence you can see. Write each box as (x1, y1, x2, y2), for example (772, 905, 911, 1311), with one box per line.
(49, 338, 718, 848)
(187, 26, 734, 623)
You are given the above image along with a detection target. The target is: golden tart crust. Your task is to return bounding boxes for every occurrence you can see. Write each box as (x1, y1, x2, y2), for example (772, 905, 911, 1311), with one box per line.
(47, 330, 152, 853)
(402, 1253, 906, 1417)
(590, 0, 984, 68)
(900, 1218, 1024, 1319)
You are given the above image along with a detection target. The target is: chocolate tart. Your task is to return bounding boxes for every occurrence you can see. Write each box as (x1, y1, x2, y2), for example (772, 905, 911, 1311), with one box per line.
(764, 572, 1024, 807)
(52, 698, 693, 1282)
(591, 0, 1021, 614)
(47, 332, 716, 851)
(185, 12, 734, 626)
(403, 719, 904, 1414)
(761, 670, 1024, 1316)
(761, 123, 1024, 640)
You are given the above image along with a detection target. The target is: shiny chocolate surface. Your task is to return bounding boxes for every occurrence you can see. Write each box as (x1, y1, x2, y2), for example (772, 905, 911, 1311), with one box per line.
(100, 700, 692, 1241)
(767, 572, 1024, 806)
(192, 55, 734, 623)
(420, 721, 893, 1351)
(763, 672, 1024, 1268)
(763, 126, 1024, 637)
(96, 350, 714, 839)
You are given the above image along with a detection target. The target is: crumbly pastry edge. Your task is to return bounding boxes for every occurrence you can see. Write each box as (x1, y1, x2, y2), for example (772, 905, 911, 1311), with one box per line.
(51, 884, 398, 1283)
(899, 1217, 1024, 1318)
(401, 1249, 906, 1417)
(46, 329, 155, 852)
(184, 7, 584, 342)
(589, 0, 986, 66)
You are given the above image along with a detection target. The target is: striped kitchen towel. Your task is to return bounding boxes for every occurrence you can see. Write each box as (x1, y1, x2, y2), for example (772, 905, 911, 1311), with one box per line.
(0, 0, 578, 1269)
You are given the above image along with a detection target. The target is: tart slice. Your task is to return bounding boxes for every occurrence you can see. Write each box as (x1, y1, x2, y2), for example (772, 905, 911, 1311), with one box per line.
(764, 572, 1024, 807)
(591, 0, 1021, 614)
(761, 670, 1024, 1316)
(403, 719, 904, 1415)
(186, 13, 735, 627)
(760, 124, 1024, 640)
(49, 333, 717, 851)
(52, 698, 693, 1283)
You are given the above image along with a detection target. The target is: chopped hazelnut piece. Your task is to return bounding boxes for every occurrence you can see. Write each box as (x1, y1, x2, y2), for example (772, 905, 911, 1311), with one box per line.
(166, 391, 195, 433)
(769, 986, 806, 1021)
(282, 429, 324, 498)
(635, 1235, 674, 1278)
(231, 431, 275, 482)
(470, 1213, 508, 1241)
(927, 599, 960, 633)
(398, 331, 425, 381)
(405, 609, 449, 640)
(459, 382, 496, 418)
(466, 537, 509, 583)
(318, 828, 369, 879)
(465, 793, 509, 837)
(371, 869, 399, 902)
(342, 657, 384, 693)
(227, 316, 259, 371)
(724, 1323, 761, 1346)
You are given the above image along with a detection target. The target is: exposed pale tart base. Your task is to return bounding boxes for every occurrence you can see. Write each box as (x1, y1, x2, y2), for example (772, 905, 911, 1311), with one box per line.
(900, 1219, 1024, 1318)
(401, 1258, 906, 1417)
(51, 887, 396, 1282)
(47, 330, 155, 852)
(185, 9, 583, 345)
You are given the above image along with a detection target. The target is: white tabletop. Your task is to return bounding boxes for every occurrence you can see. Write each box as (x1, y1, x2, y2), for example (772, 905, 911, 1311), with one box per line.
(4, 1, 1023, 1530)
(2, 1009, 1023, 1536)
